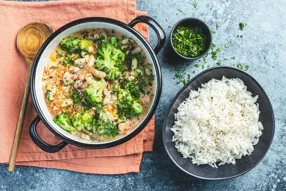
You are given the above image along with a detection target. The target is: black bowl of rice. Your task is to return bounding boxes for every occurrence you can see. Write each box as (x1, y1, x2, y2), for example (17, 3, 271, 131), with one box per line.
(163, 66, 274, 180)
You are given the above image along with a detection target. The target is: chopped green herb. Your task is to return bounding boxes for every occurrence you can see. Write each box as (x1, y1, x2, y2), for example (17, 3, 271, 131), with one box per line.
(244, 65, 249, 71)
(216, 61, 222, 66)
(45, 90, 53, 103)
(178, 9, 186, 15)
(211, 51, 218, 60)
(203, 56, 208, 63)
(237, 63, 243, 70)
(211, 43, 216, 50)
(193, 1, 198, 8)
(231, 56, 236, 60)
(239, 22, 246, 31)
(230, 40, 233, 44)
(50, 66, 59, 69)
(56, 54, 63, 59)
(194, 64, 201, 68)
(216, 24, 220, 30)
(172, 26, 205, 57)
(71, 90, 82, 105)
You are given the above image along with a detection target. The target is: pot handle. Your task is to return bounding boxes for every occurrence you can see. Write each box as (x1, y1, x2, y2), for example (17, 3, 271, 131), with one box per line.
(29, 116, 68, 153)
(129, 16, 166, 54)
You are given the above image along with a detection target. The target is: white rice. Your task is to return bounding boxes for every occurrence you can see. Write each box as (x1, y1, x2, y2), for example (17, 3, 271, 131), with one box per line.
(171, 77, 263, 167)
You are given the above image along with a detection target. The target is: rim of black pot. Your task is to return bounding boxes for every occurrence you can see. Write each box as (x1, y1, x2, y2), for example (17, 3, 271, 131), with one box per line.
(30, 17, 162, 149)
(170, 17, 212, 60)
(162, 66, 275, 180)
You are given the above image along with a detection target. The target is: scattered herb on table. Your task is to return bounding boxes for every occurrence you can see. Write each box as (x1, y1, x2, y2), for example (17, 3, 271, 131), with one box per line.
(193, 1, 198, 8)
(178, 9, 186, 15)
(194, 64, 201, 68)
(237, 63, 249, 71)
(173, 65, 190, 85)
(172, 26, 206, 57)
(239, 22, 246, 31)
(216, 60, 222, 66)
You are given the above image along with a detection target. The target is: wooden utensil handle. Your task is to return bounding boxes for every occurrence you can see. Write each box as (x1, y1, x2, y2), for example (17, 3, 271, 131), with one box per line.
(8, 64, 32, 172)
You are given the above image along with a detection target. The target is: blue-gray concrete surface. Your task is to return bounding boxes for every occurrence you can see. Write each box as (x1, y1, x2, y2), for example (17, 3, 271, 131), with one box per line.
(1, 0, 286, 190)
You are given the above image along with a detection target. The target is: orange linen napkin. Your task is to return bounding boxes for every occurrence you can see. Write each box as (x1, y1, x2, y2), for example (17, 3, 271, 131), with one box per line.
(0, 0, 155, 174)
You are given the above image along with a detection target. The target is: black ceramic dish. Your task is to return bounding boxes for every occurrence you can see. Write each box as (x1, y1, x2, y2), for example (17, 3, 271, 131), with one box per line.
(170, 18, 212, 61)
(29, 16, 166, 153)
(163, 67, 275, 180)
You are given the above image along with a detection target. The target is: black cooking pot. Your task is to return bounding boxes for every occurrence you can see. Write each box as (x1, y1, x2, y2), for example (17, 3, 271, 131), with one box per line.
(29, 16, 165, 153)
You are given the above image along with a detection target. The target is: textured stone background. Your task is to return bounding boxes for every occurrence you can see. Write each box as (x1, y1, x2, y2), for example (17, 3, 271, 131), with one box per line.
(1, 0, 286, 190)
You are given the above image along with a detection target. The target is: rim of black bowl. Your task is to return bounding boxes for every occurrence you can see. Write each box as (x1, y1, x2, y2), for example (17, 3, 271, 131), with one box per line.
(162, 66, 275, 180)
(170, 18, 212, 60)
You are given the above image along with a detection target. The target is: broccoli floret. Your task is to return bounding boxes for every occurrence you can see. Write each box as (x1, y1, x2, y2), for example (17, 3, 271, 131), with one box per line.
(107, 37, 120, 48)
(117, 89, 143, 119)
(97, 43, 125, 65)
(95, 109, 118, 137)
(105, 68, 122, 80)
(132, 101, 143, 115)
(60, 36, 81, 53)
(80, 39, 91, 51)
(71, 112, 95, 130)
(84, 79, 107, 106)
(70, 90, 82, 105)
(45, 90, 53, 103)
(95, 42, 125, 80)
(53, 113, 75, 131)
(97, 120, 118, 138)
(60, 36, 92, 53)
(121, 78, 142, 98)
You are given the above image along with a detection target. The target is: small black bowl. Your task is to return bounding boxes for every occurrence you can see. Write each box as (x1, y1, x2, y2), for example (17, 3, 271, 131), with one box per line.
(170, 18, 212, 60)
(163, 67, 275, 180)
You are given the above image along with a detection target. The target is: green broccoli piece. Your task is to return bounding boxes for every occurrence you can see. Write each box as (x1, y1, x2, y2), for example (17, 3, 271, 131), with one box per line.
(105, 68, 122, 80)
(80, 39, 91, 51)
(121, 78, 142, 98)
(71, 112, 95, 130)
(60, 36, 81, 53)
(97, 43, 125, 65)
(84, 79, 107, 106)
(53, 113, 75, 131)
(95, 42, 125, 80)
(97, 120, 118, 138)
(95, 109, 118, 137)
(132, 101, 143, 115)
(117, 89, 143, 119)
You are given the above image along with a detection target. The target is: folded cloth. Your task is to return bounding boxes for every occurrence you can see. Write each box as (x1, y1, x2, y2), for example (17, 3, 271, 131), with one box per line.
(0, 0, 154, 174)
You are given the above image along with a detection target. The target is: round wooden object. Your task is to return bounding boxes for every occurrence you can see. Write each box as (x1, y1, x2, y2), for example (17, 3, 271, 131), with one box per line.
(16, 22, 53, 63)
